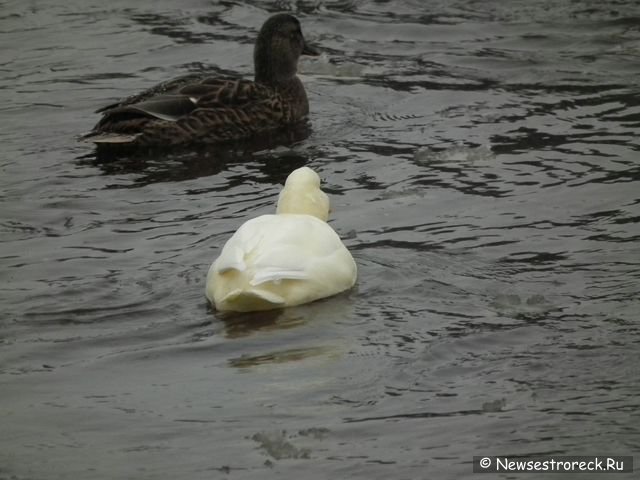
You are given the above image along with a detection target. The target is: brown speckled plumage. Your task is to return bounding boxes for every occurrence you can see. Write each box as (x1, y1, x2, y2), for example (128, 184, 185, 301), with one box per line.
(83, 14, 319, 148)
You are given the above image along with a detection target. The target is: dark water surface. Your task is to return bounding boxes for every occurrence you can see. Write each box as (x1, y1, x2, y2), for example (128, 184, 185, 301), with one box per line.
(2, 0, 639, 478)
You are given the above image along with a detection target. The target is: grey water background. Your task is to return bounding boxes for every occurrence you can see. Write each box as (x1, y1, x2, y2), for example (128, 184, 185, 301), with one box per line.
(1, 0, 639, 478)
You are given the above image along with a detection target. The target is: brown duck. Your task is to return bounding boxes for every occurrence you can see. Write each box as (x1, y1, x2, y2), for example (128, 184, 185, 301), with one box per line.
(83, 14, 319, 147)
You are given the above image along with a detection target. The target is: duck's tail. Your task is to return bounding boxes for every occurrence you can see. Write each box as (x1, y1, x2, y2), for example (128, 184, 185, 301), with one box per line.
(219, 288, 286, 312)
(80, 132, 141, 144)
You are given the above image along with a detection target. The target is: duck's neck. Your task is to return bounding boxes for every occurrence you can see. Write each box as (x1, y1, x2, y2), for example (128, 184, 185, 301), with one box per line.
(277, 188, 329, 221)
(253, 45, 309, 118)
(254, 49, 297, 85)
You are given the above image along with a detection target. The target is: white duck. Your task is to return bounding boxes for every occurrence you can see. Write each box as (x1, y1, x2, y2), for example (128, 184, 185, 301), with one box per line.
(205, 167, 357, 312)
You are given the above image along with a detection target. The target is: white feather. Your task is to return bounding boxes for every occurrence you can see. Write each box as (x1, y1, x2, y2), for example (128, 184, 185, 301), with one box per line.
(205, 167, 357, 312)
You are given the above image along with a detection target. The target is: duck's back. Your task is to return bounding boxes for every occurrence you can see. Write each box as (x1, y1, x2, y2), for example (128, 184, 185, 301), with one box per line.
(206, 214, 356, 311)
(86, 75, 296, 147)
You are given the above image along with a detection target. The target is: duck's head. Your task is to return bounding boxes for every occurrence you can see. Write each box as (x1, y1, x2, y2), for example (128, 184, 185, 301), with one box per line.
(276, 166, 330, 221)
(254, 14, 320, 84)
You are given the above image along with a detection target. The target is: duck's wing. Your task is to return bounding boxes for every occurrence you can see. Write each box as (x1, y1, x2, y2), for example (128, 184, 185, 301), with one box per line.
(215, 215, 348, 285)
(86, 94, 201, 143)
(95, 76, 272, 117)
(216, 249, 308, 284)
(95, 72, 209, 113)
(190, 77, 274, 106)
(86, 76, 280, 142)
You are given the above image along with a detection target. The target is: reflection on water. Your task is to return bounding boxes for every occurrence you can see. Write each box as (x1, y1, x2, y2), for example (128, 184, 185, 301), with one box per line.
(220, 309, 305, 339)
(1, 0, 639, 479)
(79, 122, 313, 186)
(219, 290, 356, 339)
(228, 346, 336, 368)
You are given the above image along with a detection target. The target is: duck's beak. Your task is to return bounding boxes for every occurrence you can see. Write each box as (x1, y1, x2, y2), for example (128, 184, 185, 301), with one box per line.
(302, 40, 321, 56)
